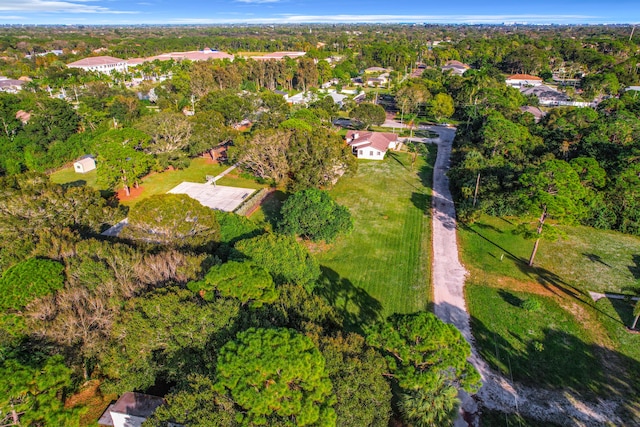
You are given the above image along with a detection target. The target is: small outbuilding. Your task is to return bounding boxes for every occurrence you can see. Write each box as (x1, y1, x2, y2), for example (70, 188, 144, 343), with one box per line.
(74, 156, 96, 174)
(98, 392, 164, 427)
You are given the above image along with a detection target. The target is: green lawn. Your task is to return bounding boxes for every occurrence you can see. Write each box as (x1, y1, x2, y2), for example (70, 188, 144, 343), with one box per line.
(314, 149, 434, 324)
(467, 283, 604, 394)
(461, 214, 640, 415)
(458, 215, 640, 295)
(50, 167, 100, 189)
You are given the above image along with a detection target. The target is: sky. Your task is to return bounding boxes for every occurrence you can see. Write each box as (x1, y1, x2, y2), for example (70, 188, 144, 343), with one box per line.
(0, 0, 638, 25)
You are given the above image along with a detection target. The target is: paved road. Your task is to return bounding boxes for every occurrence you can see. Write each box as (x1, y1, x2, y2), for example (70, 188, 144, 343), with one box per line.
(428, 126, 623, 427)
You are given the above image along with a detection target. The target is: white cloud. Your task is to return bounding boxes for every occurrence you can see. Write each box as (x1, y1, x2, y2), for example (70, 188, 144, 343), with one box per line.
(0, 0, 137, 14)
(0, 15, 24, 19)
(168, 14, 599, 24)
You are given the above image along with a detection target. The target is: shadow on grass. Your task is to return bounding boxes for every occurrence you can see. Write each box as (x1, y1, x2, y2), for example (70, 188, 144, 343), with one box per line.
(259, 190, 287, 229)
(459, 222, 626, 326)
(629, 254, 640, 280)
(59, 179, 87, 188)
(410, 192, 430, 215)
(317, 266, 383, 332)
(609, 297, 637, 329)
(386, 151, 409, 171)
(436, 301, 640, 424)
(498, 289, 524, 307)
(583, 252, 612, 268)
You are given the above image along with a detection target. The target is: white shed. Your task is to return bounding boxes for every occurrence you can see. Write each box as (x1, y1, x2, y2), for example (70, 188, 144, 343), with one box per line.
(74, 157, 96, 173)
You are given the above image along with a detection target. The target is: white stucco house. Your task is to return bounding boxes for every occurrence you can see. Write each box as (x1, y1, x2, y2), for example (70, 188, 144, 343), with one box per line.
(441, 60, 470, 76)
(74, 156, 96, 173)
(67, 56, 128, 74)
(505, 74, 543, 88)
(346, 130, 398, 160)
(98, 392, 164, 427)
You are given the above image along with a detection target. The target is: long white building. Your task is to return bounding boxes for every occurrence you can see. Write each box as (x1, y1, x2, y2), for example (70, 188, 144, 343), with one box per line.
(67, 56, 128, 74)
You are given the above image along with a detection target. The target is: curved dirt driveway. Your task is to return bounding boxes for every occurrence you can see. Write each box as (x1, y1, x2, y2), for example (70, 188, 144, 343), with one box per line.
(428, 126, 623, 427)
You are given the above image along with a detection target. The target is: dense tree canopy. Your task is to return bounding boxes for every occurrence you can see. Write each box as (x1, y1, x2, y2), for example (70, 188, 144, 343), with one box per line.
(215, 327, 336, 426)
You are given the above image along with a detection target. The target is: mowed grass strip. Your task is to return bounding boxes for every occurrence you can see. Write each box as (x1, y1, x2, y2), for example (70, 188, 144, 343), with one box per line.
(316, 149, 434, 320)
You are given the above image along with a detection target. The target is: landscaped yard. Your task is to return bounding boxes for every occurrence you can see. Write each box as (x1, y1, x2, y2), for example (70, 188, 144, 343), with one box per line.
(460, 214, 640, 415)
(314, 148, 435, 324)
(49, 158, 265, 207)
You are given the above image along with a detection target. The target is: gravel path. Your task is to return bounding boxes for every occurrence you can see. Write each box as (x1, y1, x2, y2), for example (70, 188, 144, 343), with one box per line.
(428, 126, 623, 427)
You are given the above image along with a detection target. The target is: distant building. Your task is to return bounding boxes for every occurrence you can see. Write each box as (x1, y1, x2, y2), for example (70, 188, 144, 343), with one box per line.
(520, 84, 570, 105)
(364, 66, 390, 74)
(520, 106, 547, 123)
(0, 77, 26, 93)
(248, 51, 306, 61)
(67, 56, 128, 74)
(441, 60, 470, 76)
(128, 48, 234, 65)
(98, 392, 164, 427)
(505, 74, 543, 88)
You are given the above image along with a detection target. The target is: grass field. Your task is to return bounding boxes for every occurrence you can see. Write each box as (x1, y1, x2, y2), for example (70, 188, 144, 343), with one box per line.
(459, 215, 640, 295)
(460, 214, 640, 415)
(314, 148, 435, 324)
(50, 167, 100, 189)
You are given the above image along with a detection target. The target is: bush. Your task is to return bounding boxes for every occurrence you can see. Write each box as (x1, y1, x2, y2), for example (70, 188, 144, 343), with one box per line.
(279, 188, 353, 243)
(521, 298, 542, 312)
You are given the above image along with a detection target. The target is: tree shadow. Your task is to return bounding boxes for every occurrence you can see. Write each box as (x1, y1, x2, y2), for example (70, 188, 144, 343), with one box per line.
(258, 190, 287, 230)
(583, 252, 612, 268)
(629, 255, 640, 280)
(608, 297, 636, 329)
(59, 179, 87, 188)
(386, 151, 409, 170)
(317, 266, 383, 332)
(497, 290, 524, 308)
(474, 221, 504, 234)
(410, 192, 430, 215)
(458, 222, 527, 265)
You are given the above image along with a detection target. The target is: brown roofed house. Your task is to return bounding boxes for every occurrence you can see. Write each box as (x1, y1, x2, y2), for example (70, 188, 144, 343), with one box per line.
(505, 74, 543, 87)
(346, 130, 398, 160)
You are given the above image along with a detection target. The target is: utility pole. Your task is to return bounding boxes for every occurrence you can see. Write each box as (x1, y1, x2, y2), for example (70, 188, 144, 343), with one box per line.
(630, 25, 636, 42)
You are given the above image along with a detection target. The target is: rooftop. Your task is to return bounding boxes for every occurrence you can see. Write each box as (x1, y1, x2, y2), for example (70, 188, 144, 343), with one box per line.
(346, 130, 398, 152)
(507, 73, 542, 81)
(67, 56, 126, 67)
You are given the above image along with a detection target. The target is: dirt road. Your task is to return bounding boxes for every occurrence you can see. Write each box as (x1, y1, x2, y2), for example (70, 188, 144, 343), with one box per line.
(428, 126, 623, 427)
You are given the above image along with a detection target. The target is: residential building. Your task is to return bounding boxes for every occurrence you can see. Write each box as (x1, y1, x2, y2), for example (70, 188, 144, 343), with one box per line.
(0, 77, 26, 93)
(505, 74, 543, 88)
(441, 60, 470, 76)
(346, 130, 398, 160)
(520, 106, 547, 123)
(66, 56, 128, 74)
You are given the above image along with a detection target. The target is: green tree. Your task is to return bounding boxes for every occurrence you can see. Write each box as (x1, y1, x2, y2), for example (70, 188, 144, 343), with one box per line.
(215, 327, 336, 426)
(349, 103, 386, 129)
(233, 233, 320, 292)
(24, 98, 80, 146)
(429, 93, 455, 121)
(122, 194, 220, 249)
(135, 111, 193, 155)
(366, 312, 481, 426)
(0, 258, 64, 311)
(279, 188, 353, 242)
(101, 287, 239, 393)
(519, 159, 587, 265)
(189, 261, 278, 308)
(318, 333, 392, 427)
(0, 353, 82, 427)
(95, 128, 153, 196)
